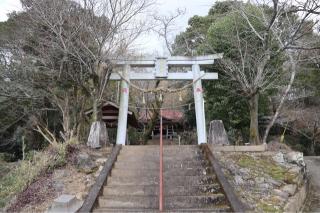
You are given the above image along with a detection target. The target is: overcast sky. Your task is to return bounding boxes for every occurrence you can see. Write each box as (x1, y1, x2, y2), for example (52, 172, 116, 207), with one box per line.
(135, 0, 216, 55)
(0, 0, 216, 55)
(0, 0, 22, 21)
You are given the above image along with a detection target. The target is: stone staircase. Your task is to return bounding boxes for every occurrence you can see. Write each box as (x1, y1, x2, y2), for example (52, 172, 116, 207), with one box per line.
(93, 145, 231, 212)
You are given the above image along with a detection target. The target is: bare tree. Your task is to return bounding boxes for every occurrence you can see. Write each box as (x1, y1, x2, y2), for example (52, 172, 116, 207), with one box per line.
(283, 106, 320, 155)
(216, 0, 320, 144)
(153, 8, 186, 55)
(125, 9, 186, 144)
(19, 0, 153, 146)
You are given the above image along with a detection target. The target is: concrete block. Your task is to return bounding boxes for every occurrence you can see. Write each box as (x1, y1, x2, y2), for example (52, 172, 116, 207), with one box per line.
(46, 194, 83, 213)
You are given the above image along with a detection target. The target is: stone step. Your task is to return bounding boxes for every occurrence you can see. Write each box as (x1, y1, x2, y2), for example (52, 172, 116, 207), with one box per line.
(103, 184, 222, 196)
(98, 194, 226, 209)
(117, 154, 204, 161)
(115, 159, 208, 167)
(120, 146, 201, 153)
(114, 161, 209, 170)
(117, 154, 205, 162)
(107, 175, 217, 186)
(121, 146, 200, 150)
(118, 151, 202, 158)
(92, 145, 231, 212)
(122, 145, 199, 150)
(110, 167, 213, 177)
(94, 206, 231, 212)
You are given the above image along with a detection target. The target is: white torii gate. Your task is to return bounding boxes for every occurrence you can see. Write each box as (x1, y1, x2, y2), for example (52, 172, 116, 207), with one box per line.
(110, 54, 223, 145)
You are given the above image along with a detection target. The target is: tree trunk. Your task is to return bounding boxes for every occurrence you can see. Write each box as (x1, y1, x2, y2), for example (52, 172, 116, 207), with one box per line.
(142, 81, 162, 144)
(249, 93, 260, 144)
(143, 109, 159, 144)
(92, 98, 99, 122)
(56, 93, 73, 142)
(310, 138, 315, 156)
(262, 53, 297, 144)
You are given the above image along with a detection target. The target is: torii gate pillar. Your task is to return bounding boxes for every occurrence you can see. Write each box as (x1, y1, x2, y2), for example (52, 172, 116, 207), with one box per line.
(193, 64, 207, 144)
(115, 64, 130, 145)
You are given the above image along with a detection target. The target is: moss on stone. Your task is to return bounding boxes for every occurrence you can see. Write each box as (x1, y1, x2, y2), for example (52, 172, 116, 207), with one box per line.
(236, 154, 295, 183)
(257, 196, 284, 213)
(257, 202, 282, 212)
(238, 154, 255, 167)
(284, 172, 298, 184)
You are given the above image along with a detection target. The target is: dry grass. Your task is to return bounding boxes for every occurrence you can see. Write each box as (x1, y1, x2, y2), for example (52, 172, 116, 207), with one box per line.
(0, 143, 68, 209)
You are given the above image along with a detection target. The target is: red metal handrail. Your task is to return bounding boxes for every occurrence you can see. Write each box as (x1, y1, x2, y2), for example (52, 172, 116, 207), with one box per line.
(159, 109, 164, 211)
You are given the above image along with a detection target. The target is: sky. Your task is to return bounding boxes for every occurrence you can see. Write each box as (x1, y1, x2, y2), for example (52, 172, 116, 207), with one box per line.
(0, 0, 22, 21)
(134, 0, 216, 55)
(0, 0, 216, 54)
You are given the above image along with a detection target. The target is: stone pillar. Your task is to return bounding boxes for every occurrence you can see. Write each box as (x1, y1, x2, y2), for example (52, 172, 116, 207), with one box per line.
(193, 64, 207, 144)
(87, 121, 109, 148)
(208, 120, 229, 145)
(116, 64, 130, 145)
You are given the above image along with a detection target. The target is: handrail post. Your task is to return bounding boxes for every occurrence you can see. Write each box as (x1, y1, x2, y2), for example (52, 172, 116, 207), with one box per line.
(159, 109, 164, 211)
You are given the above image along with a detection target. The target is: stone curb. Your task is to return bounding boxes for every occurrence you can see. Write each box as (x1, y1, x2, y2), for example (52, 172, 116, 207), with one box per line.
(201, 144, 250, 212)
(78, 145, 122, 212)
(284, 179, 309, 213)
(212, 144, 267, 152)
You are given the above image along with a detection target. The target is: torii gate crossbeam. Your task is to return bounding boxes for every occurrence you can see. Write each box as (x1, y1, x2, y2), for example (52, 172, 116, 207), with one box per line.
(110, 54, 223, 145)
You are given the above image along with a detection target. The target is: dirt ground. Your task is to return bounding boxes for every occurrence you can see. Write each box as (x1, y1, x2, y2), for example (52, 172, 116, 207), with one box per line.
(7, 172, 56, 212)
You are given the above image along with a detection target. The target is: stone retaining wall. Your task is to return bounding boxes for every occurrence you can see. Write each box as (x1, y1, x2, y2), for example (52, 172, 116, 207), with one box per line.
(284, 180, 309, 212)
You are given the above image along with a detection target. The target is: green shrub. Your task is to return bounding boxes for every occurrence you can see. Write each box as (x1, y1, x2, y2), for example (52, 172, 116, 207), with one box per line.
(51, 143, 67, 169)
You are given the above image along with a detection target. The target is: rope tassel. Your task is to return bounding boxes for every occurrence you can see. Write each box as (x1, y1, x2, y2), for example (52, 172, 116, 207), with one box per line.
(142, 93, 146, 104)
(179, 92, 183, 102)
